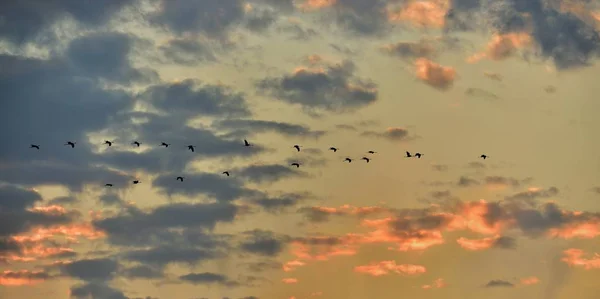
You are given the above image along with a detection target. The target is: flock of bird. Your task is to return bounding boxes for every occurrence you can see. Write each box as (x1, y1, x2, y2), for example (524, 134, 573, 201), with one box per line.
(28, 139, 488, 186)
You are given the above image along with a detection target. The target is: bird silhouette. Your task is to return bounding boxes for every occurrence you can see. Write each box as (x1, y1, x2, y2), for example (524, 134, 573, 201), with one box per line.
(405, 151, 412, 158)
(132, 180, 140, 184)
(222, 171, 230, 176)
(187, 145, 196, 152)
(362, 157, 370, 163)
(329, 147, 338, 152)
(293, 145, 301, 152)
(367, 150, 376, 154)
(105, 183, 113, 187)
(160, 142, 170, 147)
(344, 158, 352, 163)
(480, 154, 488, 160)
(176, 176, 184, 182)
(415, 153, 423, 158)
(132, 141, 141, 147)
(244, 139, 252, 147)
(30, 144, 40, 150)
(291, 162, 300, 168)
(104, 140, 113, 147)
(65, 141, 76, 148)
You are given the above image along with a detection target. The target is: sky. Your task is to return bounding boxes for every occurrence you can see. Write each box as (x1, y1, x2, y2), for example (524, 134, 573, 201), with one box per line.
(1, 0, 600, 298)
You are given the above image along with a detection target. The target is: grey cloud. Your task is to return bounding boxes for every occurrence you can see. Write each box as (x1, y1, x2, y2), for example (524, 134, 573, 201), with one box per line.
(485, 176, 532, 188)
(335, 124, 357, 131)
(0, 0, 134, 45)
(149, 0, 246, 37)
(213, 119, 326, 139)
(277, 23, 319, 40)
(241, 260, 282, 272)
(493, 236, 516, 249)
(98, 194, 124, 206)
(70, 282, 127, 299)
(67, 32, 158, 84)
(485, 279, 514, 288)
(121, 265, 164, 279)
(250, 192, 311, 213)
(505, 186, 559, 201)
(328, 0, 392, 36)
(467, 161, 487, 169)
(432, 164, 448, 172)
(0, 184, 42, 211)
(382, 39, 437, 59)
(62, 258, 119, 282)
(457, 176, 480, 187)
(159, 38, 218, 66)
(152, 172, 259, 201)
(140, 79, 251, 119)
(245, 9, 278, 32)
(361, 127, 415, 141)
(465, 88, 499, 100)
(180, 272, 239, 287)
(239, 230, 290, 256)
(233, 164, 309, 184)
(256, 60, 378, 114)
(124, 246, 221, 268)
(48, 196, 79, 206)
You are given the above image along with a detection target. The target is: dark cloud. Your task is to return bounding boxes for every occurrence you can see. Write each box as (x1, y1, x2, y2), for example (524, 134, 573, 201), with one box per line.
(277, 23, 319, 40)
(250, 192, 311, 213)
(485, 176, 528, 188)
(0, 0, 135, 45)
(432, 164, 448, 172)
(239, 230, 289, 256)
(505, 187, 559, 201)
(382, 39, 437, 59)
(149, 0, 246, 38)
(61, 258, 119, 282)
(180, 272, 240, 287)
(121, 265, 164, 280)
(213, 119, 326, 139)
(448, 0, 600, 69)
(327, 0, 392, 36)
(465, 88, 499, 100)
(124, 246, 222, 268)
(94, 202, 238, 246)
(47, 196, 79, 206)
(457, 176, 480, 187)
(467, 161, 487, 169)
(232, 164, 309, 184)
(67, 32, 158, 84)
(493, 236, 517, 249)
(140, 79, 251, 119)
(361, 127, 415, 141)
(152, 172, 259, 201)
(256, 60, 378, 114)
(70, 282, 127, 299)
(98, 194, 124, 206)
(241, 260, 282, 272)
(159, 38, 218, 65)
(485, 279, 515, 288)
(245, 9, 278, 32)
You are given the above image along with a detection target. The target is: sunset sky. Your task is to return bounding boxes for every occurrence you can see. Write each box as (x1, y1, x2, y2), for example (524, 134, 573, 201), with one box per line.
(1, 0, 600, 299)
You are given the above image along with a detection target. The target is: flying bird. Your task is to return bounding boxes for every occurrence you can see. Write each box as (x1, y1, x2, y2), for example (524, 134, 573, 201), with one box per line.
(329, 147, 338, 152)
(132, 180, 140, 184)
(187, 145, 196, 152)
(367, 150, 376, 154)
(104, 140, 113, 147)
(222, 171, 230, 176)
(244, 139, 252, 147)
(480, 154, 488, 160)
(65, 141, 76, 148)
(362, 157, 370, 163)
(291, 162, 300, 168)
(405, 151, 412, 158)
(293, 145, 302, 152)
(132, 141, 141, 147)
(30, 144, 40, 150)
(160, 142, 170, 147)
(415, 153, 423, 158)
(176, 176, 184, 182)
(105, 183, 113, 187)
(344, 158, 352, 163)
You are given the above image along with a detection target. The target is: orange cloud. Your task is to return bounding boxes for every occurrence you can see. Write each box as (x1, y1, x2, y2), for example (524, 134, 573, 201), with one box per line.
(520, 276, 540, 285)
(0, 270, 49, 286)
(548, 221, 600, 239)
(283, 260, 306, 272)
(297, 0, 336, 11)
(422, 278, 446, 289)
(562, 248, 600, 269)
(467, 33, 532, 63)
(387, 0, 450, 28)
(414, 58, 456, 90)
(456, 235, 503, 251)
(282, 278, 299, 284)
(12, 223, 105, 244)
(354, 260, 426, 277)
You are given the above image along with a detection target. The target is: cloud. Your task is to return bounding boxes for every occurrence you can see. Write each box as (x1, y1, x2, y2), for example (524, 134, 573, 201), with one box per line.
(485, 279, 514, 288)
(250, 192, 312, 213)
(422, 278, 446, 289)
(484, 71, 503, 81)
(457, 176, 480, 187)
(213, 119, 326, 139)
(67, 32, 159, 84)
(179, 272, 240, 287)
(432, 164, 449, 172)
(282, 277, 298, 284)
(414, 58, 456, 90)
(561, 248, 600, 269)
(0, 270, 50, 286)
(456, 235, 516, 250)
(465, 88, 499, 100)
(361, 127, 417, 141)
(239, 230, 289, 256)
(61, 258, 119, 282)
(520, 276, 540, 285)
(485, 176, 532, 189)
(0, 0, 135, 45)
(231, 164, 309, 184)
(382, 39, 437, 59)
(354, 261, 426, 276)
(387, 0, 450, 29)
(121, 265, 164, 280)
(256, 60, 378, 114)
(69, 282, 127, 299)
(467, 32, 533, 63)
(159, 37, 219, 65)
